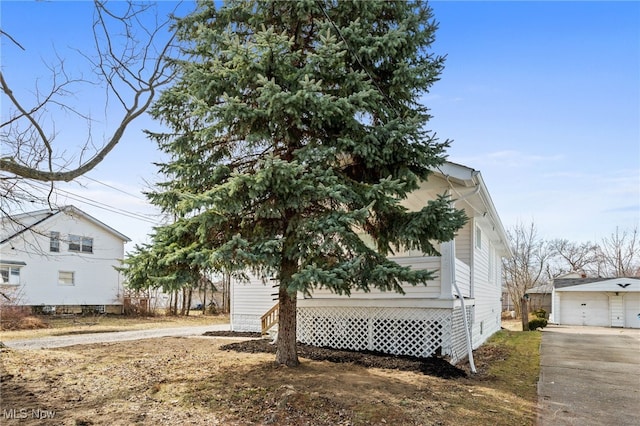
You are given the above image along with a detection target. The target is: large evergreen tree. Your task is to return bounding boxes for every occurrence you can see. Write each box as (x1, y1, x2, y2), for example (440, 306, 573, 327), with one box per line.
(143, 0, 466, 366)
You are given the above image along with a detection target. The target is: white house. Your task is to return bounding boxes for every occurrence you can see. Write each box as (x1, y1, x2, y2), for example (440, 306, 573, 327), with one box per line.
(230, 162, 512, 364)
(550, 277, 640, 328)
(0, 206, 130, 313)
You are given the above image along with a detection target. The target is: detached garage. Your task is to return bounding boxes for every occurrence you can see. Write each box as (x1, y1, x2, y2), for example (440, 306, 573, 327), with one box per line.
(551, 278, 640, 328)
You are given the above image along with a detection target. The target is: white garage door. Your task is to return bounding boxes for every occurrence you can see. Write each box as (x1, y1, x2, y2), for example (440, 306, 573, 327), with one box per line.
(624, 293, 640, 328)
(559, 292, 609, 326)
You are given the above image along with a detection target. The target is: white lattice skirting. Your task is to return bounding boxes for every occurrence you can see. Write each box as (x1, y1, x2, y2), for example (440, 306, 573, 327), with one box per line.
(297, 306, 473, 363)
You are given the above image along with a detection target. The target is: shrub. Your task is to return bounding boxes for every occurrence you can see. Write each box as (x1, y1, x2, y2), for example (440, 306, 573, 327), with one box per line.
(533, 308, 547, 319)
(0, 306, 48, 330)
(528, 318, 548, 331)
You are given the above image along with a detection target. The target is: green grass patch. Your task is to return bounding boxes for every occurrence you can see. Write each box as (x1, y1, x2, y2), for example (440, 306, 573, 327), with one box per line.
(479, 329, 542, 401)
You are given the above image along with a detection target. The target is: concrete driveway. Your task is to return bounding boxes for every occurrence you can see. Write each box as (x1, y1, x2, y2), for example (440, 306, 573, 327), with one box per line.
(537, 325, 640, 426)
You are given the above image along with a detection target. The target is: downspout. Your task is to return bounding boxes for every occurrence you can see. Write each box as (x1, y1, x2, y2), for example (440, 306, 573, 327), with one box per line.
(446, 180, 479, 373)
(450, 253, 476, 374)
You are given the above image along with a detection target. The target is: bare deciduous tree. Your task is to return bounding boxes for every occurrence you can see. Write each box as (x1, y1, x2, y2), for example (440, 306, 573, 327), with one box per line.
(1, 0, 178, 214)
(548, 238, 599, 277)
(502, 221, 554, 320)
(596, 227, 640, 278)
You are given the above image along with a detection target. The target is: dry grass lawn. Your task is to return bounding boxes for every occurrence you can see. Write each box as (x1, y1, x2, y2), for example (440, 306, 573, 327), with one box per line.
(0, 324, 541, 426)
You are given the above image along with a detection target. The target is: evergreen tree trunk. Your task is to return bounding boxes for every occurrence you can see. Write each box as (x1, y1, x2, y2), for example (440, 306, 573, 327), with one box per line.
(173, 290, 178, 316)
(276, 257, 299, 367)
(186, 288, 192, 316)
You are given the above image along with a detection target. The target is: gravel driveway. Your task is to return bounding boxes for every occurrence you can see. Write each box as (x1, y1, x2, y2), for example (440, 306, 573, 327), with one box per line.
(3, 323, 231, 350)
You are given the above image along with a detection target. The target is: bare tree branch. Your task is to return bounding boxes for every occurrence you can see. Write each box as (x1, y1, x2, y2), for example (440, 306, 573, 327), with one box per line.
(0, 0, 179, 186)
(502, 221, 553, 318)
(597, 227, 640, 277)
(548, 238, 599, 277)
(0, 29, 25, 51)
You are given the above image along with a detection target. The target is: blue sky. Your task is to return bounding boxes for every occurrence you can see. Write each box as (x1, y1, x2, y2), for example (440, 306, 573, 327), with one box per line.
(427, 1, 639, 244)
(1, 1, 639, 250)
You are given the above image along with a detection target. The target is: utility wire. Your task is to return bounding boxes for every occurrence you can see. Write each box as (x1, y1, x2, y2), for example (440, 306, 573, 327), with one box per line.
(77, 174, 147, 201)
(50, 160, 148, 201)
(28, 181, 159, 225)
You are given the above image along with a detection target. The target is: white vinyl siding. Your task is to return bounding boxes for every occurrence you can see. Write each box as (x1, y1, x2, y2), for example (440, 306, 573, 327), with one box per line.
(455, 222, 472, 265)
(230, 275, 278, 332)
(471, 225, 502, 348)
(0, 207, 127, 307)
(309, 256, 442, 299)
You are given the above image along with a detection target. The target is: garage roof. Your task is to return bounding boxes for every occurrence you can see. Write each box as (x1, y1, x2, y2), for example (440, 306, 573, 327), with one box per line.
(554, 277, 640, 292)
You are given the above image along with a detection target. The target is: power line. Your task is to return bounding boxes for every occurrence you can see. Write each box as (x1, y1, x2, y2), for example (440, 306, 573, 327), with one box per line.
(78, 174, 147, 201)
(50, 160, 148, 201)
(28, 181, 160, 225)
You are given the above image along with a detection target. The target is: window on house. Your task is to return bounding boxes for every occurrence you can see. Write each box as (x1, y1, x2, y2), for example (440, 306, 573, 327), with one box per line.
(81, 237, 93, 253)
(0, 266, 21, 285)
(68, 235, 93, 254)
(69, 235, 81, 252)
(58, 271, 75, 286)
(50, 231, 60, 252)
(475, 227, 482, 250)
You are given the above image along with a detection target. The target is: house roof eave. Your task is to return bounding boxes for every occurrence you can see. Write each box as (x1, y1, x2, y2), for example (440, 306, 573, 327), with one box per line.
(61, 206, 131, 242)
(432, 162, 512, 257)
(1, 205, 131, 244)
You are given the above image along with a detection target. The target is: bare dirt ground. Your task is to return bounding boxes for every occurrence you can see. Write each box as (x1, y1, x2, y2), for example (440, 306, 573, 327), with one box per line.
(0, 325, 539, 426)
(207, 332, 465, 379)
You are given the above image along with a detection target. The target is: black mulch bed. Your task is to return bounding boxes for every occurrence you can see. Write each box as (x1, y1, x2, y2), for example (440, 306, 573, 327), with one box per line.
(204, 331, 466, 379)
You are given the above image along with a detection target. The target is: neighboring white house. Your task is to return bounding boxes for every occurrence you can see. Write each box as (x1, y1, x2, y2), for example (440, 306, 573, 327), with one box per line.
(550, 277, 640, 328)
(0, 206, 130, 313)
(230, 161, 512, 364)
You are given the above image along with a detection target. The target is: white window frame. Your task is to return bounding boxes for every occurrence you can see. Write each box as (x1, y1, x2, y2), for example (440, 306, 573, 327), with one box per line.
(58, 271, 75, 286)
(50, 231, 60, 252)
(0, 266, 21, 285)
(81, 236, 93, 253)
(68, 234, 93, 254)
(475, 226, 482, 250)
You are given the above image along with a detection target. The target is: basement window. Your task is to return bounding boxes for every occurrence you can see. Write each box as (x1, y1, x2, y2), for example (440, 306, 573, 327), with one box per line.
(58, 271, 75, 286)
